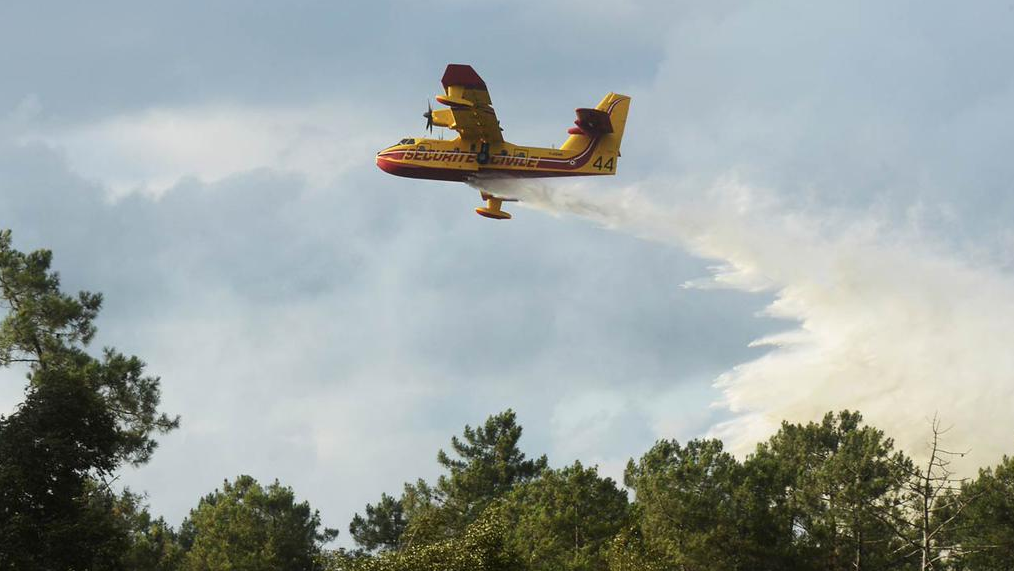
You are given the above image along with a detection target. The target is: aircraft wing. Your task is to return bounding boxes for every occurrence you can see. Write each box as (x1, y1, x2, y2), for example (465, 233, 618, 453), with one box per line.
(434, 64, 503, 144)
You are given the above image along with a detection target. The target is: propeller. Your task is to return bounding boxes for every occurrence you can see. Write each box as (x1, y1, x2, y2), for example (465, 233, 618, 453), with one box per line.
(423, 100, 434, 133)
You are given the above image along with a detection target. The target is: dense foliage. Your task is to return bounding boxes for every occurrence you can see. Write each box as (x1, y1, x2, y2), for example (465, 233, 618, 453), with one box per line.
(179, 475, 338, 570)
(0, 230, 179, 570)
(349, 493, 407, 554)
(3, 229, 1014, 570)
(340, 411, 1014, 571)
(397, 409, 549, 546)
(949, 456, 1014, 570)
(501, 461, 628, 571)
(330, 509, 523, 571)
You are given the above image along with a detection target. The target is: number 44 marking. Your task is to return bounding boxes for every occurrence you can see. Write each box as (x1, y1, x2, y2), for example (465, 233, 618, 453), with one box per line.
(592, 156, 615, 171)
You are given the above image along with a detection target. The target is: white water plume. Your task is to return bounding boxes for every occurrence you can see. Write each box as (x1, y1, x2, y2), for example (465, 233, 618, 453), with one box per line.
(473, 177, 1014, 472)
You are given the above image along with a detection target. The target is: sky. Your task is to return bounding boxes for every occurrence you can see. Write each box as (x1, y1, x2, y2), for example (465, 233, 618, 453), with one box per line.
(2, 0, 1014, 543)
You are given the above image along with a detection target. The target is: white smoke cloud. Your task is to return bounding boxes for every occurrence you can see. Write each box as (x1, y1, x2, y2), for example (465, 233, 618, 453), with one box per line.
(18, 102, 389, 198)
(474, 176, 1014, 472)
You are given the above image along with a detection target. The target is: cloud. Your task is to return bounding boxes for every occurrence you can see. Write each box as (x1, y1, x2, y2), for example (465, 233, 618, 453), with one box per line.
(19, 103, 388, 198)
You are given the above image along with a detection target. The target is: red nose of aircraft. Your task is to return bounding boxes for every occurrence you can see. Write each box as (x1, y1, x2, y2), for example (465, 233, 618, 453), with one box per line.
(375, 151, 404, 177)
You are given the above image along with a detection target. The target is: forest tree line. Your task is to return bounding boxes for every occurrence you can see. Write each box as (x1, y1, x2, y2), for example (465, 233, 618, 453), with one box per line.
(1, 230, 1013, 571)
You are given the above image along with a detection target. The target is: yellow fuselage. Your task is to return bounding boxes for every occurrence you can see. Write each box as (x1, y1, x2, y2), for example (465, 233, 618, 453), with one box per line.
(375, 135, 617, 182)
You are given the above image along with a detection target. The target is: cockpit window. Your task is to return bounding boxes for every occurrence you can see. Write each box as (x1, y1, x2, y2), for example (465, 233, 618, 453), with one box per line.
(398, 138, 416, 145)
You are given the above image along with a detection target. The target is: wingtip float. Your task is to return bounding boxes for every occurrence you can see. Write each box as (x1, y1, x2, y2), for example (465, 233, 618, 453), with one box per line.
(376, 64, 630, 220)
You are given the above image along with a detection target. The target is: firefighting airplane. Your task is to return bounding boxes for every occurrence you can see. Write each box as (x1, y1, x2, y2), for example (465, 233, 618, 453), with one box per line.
(376, 64, 630, 220)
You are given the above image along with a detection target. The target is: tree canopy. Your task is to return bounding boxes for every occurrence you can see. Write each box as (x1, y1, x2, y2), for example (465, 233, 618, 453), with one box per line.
(0, 229, 179, 570)
(354, 409, 548, 550)
(349, 493, 407, 554)
(330, 508, 523, 571)
(502, 461, 628, 571)
(179, 475, 338, 571)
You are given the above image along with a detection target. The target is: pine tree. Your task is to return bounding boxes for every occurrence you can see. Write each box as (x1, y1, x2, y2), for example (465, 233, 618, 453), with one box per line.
(0, 229, 179, 570)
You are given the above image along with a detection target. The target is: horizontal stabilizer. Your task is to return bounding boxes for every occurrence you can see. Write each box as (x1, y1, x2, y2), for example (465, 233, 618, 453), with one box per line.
(573, 108, 614, 136)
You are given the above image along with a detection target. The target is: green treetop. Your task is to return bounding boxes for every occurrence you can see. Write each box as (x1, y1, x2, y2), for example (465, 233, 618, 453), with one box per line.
(358, 409, 548, 549)
(349, 493, 407, 554)
(749, 410, 913, 570)
(502, 460, 629, 571)
(180, 474, 338, 571)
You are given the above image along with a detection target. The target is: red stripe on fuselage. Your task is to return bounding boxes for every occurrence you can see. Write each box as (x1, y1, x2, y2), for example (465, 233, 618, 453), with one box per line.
(376, 156, 473, 181)
(377, 155, 612, 182)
